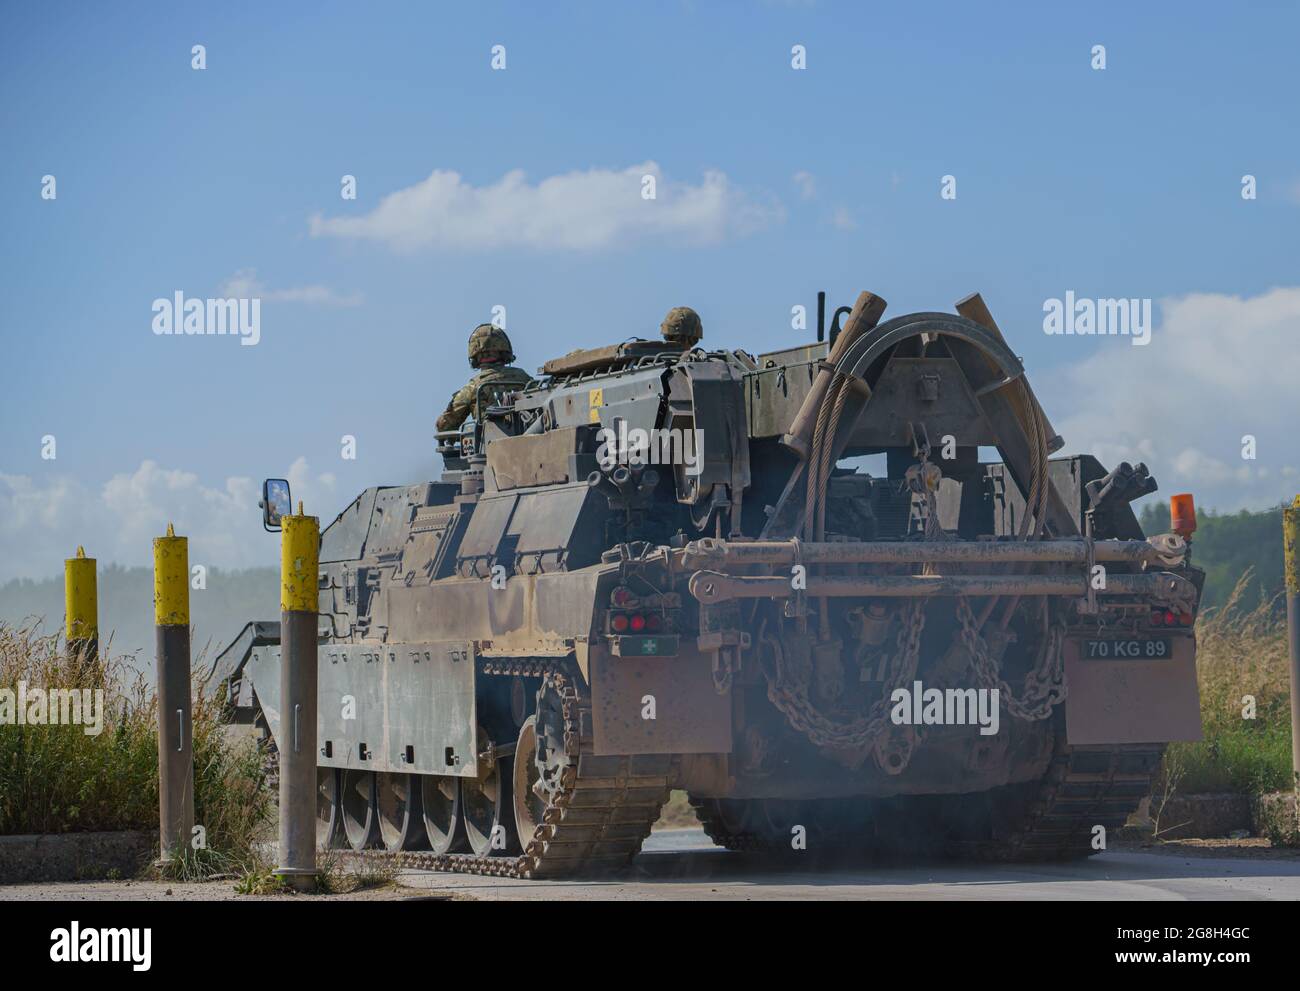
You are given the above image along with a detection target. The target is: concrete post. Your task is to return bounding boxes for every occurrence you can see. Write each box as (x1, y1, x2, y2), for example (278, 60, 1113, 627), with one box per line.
(1284, 496, 1300, 809)
(154, 523, 194, 863)
(276, 503, 320, 890)
(64, 546, 98, 665)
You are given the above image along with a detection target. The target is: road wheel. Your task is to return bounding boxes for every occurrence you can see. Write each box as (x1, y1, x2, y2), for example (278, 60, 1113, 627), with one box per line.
(341, 768, 379, 851)
(376, 771, 427, 851)
(512, 717, 548, 844)
(316, 767, 345, 850)
(461, 729, 518, 856)
(420, 775, 468, 855)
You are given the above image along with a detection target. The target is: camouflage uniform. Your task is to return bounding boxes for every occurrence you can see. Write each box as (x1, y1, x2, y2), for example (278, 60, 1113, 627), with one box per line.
(437, 364, 532, 431)
(436, 324, 531, 432)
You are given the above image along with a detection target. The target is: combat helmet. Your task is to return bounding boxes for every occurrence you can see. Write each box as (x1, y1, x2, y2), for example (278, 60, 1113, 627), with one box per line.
(468, 323, 516, 368)
(660, 306, 703, 346)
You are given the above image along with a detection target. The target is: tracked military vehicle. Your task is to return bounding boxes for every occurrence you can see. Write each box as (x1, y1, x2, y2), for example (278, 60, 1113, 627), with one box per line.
(212, 289, 1203, 877)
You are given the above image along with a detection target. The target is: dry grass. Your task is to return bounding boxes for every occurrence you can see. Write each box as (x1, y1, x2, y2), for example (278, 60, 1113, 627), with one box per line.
(0, 621, 272, 876)
(314, 850, 399, 894)
(1162, 573, 1294, 796)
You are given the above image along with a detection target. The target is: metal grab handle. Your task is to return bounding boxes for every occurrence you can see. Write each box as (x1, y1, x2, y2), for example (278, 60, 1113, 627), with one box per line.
(294, 703, 301, 753)
(176, 709, 184, 752)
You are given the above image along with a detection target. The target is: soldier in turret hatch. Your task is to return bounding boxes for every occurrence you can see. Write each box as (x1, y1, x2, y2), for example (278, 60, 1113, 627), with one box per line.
(660, 306, 703, 347)
(436, 324, 532, 432)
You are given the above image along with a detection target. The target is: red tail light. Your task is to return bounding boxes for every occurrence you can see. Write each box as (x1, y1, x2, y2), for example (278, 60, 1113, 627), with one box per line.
(629, 614, 646, 632)
(645, 613, 662, 632)
(1150, 611, 1164, 626)
(611, 613, 629, 633)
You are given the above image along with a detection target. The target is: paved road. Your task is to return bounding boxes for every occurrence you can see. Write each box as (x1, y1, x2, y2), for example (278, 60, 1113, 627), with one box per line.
(4, 829, 1298, 901)
(397, 828, 1300, 901)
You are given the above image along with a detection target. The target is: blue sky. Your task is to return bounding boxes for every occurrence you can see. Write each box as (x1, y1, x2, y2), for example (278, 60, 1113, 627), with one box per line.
(1, 1, 1298, 581)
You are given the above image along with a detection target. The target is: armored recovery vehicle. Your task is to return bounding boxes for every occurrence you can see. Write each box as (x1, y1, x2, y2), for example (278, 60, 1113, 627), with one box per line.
(213, 289, 1203, 877)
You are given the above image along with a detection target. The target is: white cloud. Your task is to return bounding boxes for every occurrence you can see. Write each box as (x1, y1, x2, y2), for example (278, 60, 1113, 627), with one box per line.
(220, 269, 362, 307)
(0, 458, 337, 583)
(792, 170, 817, 200)
(308, 162, 783, 252)
(1044, 287, 1300, 512)
(830, 206, 857, 230)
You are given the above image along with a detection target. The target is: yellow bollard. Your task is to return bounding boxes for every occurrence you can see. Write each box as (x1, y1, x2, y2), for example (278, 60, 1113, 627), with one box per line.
(64, 546, 98, 662)
(276, 502, 321, 890)
(153, 523, 194, 863)
(154, 523, 190, 626)
(281, 504, 320, 613)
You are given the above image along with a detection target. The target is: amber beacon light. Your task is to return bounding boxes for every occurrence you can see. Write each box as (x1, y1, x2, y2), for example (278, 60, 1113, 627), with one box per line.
(1170, 493, 1197, 539)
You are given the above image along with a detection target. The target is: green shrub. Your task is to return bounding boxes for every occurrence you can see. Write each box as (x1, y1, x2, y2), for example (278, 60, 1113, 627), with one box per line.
(1163, 575, 1294, 795)
(0, 622, 271, 874)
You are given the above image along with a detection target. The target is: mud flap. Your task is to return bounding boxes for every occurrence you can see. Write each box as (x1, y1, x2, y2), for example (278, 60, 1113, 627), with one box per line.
(590, 643, 732, 755)
(1063, 636, 1203, 745)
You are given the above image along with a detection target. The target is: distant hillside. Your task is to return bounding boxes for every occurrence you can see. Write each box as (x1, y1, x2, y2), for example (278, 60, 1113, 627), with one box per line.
(0, 566, 279, 676)
(1138, 501, 1286, 611)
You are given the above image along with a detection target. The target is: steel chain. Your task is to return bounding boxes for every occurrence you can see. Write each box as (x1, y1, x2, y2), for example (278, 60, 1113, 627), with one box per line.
(761, 595, 928, 756)
(956, 598, 1067, 721)
(761, 465, 1065, 762)
(761, 460, 949, 764)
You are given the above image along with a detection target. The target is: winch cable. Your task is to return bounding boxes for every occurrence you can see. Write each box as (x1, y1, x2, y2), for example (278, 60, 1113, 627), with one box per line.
(959, 377, 1067, 720)
(808, 371, 854, 638)
(769, 336, 934, 763)
(972, 375, 1051, 632)
(801, 305, 881, 547)
(803, 311, 878, 639)
(988, 378, 1053, 630)
(787, 326, 1064, 746)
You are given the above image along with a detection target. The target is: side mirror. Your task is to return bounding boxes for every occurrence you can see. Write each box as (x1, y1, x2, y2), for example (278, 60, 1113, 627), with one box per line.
(260, 478, 291, 531)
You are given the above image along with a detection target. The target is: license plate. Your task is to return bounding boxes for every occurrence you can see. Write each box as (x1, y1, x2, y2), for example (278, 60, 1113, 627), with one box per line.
(1083, 638, 1171, 660)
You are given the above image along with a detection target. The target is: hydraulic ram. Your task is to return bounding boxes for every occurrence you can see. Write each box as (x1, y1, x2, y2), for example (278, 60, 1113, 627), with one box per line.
(680, 537, 1169, 569)
(687, 570, 1196, 605)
